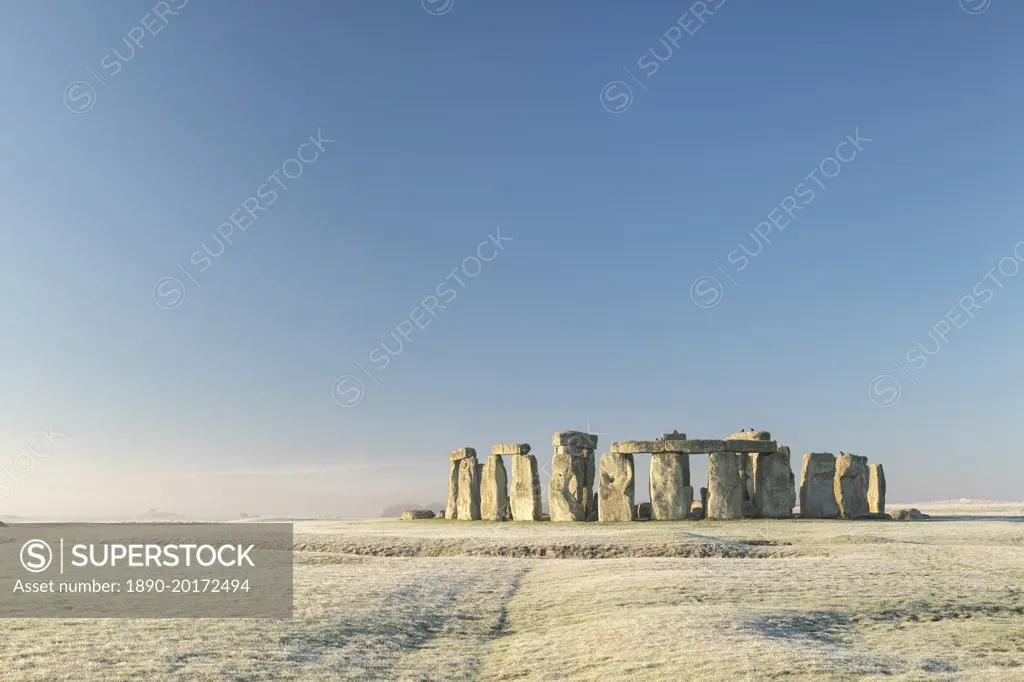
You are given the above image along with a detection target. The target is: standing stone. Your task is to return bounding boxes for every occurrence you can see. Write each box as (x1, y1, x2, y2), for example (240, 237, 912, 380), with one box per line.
(743, 450, 796, 518)
(456, 456, 481, 521)
(549, 453, 587, 522)
(598, 453, 635, 522)
(446, 447, 476, 520)
(707, 452, 744, 519)
(868, 463, 886, 515)
(778, 445, 798, 514)
(800, 453, 839, 518)
(680, 486, 694, 518)
(510, 454, 542, 521)
(480, 455, 510, 521)
(834, 453, 870, 519)
(636, 502, 652, 520)
(650, 453, 689, 520)
(446, 459, 461, 520)
(588, 491, 598, 521)
(700, 487, 708, 516)
(581, 448, 597, 521)
(661, 432, 691, 486)
(740, 455, 756, 517)
(726, 431, 771, 518)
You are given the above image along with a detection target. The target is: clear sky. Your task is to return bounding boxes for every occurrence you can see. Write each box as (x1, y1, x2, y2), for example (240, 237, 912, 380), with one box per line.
(0, 0, 1021, 519)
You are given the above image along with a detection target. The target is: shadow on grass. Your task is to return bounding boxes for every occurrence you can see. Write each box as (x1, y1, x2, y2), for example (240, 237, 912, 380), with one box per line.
(743, 610, 854, 646)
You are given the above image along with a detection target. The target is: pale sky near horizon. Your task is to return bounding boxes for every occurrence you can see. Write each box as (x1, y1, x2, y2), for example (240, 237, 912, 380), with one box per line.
(1, 1, 1022, 519)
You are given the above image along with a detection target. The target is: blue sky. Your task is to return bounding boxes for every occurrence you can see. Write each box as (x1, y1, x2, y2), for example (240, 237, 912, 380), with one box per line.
(0, 0, 1020, 518)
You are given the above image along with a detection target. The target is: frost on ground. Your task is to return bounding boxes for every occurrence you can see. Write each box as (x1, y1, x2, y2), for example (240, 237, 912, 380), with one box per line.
(0, 503, 1021, 681)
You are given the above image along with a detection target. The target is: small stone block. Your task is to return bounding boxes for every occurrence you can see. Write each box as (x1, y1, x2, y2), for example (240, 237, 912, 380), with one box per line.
(661, 430, 687, 440)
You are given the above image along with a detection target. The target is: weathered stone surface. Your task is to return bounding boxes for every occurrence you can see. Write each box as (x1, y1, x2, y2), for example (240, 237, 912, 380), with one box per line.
(553, 445, 585, 456)
(700, 486, 708, 513)
(725, 430, 771, 441)
(598, 453, 635, 522)
(552, 431, 599, 449)
(510, 454, 542, 521)
(611, 439, 777, 455)
(800, 453, 839, 519)
(582, 449, 596, 521)
(480, 455, 510, 521)
(744, 451, 796, 518)
(834, 454, 870, 519)
(400, 509, 435, 520)
(868, 463, 886, 515)
(492, 443, 531, 456)
(650, 453, 689, 520)
(449, 447, 477, 461)
(446, 459, 460, 520)
(588, 491, 598, 521)
(437, 510, 446, 519)
(549, 453, 587, 522)
(661, 430, 687, 440)
(707, 452, 744, 519)
(636, 502, 652, 520)
(456, 456, 481, 521)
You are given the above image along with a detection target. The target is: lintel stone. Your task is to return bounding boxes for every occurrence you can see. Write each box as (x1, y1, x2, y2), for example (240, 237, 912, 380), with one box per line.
(449, 447, 477, 461)
(552, 431, 599, 449)
(492, 443, 531, 456)
(611, 439, 777, 455)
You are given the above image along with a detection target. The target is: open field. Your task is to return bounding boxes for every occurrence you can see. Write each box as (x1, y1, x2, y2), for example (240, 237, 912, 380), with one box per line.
(1, 504, 1022, 681)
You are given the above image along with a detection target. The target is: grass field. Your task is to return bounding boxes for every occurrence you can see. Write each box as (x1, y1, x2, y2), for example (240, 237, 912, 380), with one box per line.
(0, 503, 1021, 680)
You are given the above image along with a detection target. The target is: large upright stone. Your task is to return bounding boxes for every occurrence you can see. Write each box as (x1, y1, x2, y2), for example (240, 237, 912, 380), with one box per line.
(660, 440, 692, 487)
(777, 445, 797, 513)
(743, 450, 796, 518)
(707, 452, 744, 519)
(456, 456, 481, 521)
(868, 463, 886, 515)
(446, 459, 461, 520)
(549, 453, 587, 522)
(800, 453, 839, 518)
(598, 452, 635, 522)
(510, 454, 542, 521)
(480, 455, 510, 521)
(834, 453, 870, 519)
(447, 447, 477, 520)
(700, 487, 709, 517)
(650, 453, 689, 520)
(726, 431, 770, 518)
(581, 448, 597, 521)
